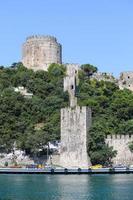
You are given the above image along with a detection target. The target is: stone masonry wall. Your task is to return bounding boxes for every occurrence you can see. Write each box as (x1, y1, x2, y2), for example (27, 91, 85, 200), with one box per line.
(22, 35, 62, 71)
(90, 72, 115, 82)
(60, 106, 92, 168)
(60, 64, 92, 168)
(64, 64, 79, 107)
(90, 71, 133, 92)
(118, 72, 133, 91)
(106, 135, 133, 165)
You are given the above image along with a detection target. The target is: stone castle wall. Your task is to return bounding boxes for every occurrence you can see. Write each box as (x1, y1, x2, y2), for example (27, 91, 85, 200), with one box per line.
(91, 72, 115, 82)
(22, 35, 62, 71)
(106, 135, 133, 165)
(90, 71, 133, 92)
(60, 64, 92, 168)
(60, 106, 91, 168)
(118, 72, 133, 91)
(64, 64, 79, 107)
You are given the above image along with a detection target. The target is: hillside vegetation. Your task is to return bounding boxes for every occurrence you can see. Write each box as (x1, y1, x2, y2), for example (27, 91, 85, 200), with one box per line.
(0, 63, 133, 165)
(78, 65, 133, 164)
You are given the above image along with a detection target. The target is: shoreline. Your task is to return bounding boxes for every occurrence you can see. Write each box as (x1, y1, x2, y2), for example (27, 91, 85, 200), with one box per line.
(0, 167, 133, 174)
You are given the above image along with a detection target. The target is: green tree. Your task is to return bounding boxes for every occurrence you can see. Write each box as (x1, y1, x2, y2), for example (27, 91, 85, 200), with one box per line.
(81, 64, 97, 76)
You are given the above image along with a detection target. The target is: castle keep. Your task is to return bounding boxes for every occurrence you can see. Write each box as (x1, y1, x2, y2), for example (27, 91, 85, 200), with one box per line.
(22, 35, 62, 71)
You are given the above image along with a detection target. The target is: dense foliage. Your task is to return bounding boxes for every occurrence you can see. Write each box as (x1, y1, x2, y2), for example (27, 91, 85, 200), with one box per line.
(0, 62, 133, 165)
(78, 66, 133, 165)
(0, 63, 68, 154)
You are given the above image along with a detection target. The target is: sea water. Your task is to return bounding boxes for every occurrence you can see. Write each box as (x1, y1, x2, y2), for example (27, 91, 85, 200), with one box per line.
(0, 174, 132, 200)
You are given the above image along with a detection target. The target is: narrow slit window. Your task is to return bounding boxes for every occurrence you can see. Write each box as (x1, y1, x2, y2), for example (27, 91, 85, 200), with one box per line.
(71, 85, 74, 89)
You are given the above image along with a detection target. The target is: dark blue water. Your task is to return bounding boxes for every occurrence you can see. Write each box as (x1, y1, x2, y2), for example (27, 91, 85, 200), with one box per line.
(0, 174, 132, 200)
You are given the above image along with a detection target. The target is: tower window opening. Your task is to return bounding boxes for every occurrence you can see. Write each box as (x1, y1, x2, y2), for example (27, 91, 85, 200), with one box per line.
(71, 85, 74, 89)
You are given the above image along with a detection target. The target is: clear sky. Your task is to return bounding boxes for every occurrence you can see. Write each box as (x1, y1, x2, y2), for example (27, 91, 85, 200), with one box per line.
(0, 0, 133, 76)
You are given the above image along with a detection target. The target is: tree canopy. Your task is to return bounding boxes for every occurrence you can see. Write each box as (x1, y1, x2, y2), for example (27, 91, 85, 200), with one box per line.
(78, 66, 133, 164)
(0, 62, 132, 164)
(0, 63, 68, 154)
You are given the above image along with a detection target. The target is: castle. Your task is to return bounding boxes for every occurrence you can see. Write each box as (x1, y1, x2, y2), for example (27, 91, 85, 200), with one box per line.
(22, 35, 133, 165)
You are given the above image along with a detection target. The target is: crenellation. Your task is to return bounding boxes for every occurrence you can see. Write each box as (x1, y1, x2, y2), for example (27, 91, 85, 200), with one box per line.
(106, 134, 133, 165)
(26, 35, 57, 42)
(106, 134, 133, 141)
(106, 135, 112, 140)
(121, 135, 125, 139)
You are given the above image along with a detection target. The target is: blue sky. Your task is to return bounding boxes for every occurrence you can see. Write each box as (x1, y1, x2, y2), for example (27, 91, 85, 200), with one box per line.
(0, 0, 133, 76)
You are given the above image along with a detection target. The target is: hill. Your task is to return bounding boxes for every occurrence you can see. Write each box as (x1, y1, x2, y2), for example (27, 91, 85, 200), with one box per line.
(0, 62, 133, 165)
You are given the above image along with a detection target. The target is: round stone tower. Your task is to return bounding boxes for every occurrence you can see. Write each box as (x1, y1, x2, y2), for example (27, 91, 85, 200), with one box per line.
(22, 35, 62, 71)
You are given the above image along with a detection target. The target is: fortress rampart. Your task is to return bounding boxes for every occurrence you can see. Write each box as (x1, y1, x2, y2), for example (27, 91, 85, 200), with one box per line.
(22, 35, 62, 71)
(105, 134, 133, 165)
(91, 71, 133, 92)
(26, 35, 57, 42)
(106, 134, 133, 140)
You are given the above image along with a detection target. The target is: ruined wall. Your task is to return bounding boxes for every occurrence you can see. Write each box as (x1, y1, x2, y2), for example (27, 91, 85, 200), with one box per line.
(90, 72, 115, 82)
(118, 72, 133, 91)
(22, 35, 62, 71)
(90, 71, 133, 92)
(64, 64, 79, 107)
(60, 106, 91, 168)
(106, 135, 133, 165)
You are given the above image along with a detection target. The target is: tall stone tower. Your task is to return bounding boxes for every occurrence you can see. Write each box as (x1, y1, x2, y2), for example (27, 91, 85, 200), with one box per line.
(22, 35, 62, 71)
(60, 64, 92, 168)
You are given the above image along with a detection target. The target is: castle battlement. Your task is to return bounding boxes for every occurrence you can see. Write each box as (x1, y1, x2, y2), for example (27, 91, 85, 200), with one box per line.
(105, 134, 133, 165)
(65, 63, 80, 67)
(120, 71, 133, 77)
(26, 35, 57, 43)
(106, 134, 133, 140)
